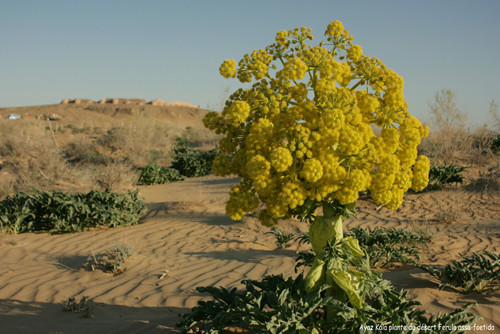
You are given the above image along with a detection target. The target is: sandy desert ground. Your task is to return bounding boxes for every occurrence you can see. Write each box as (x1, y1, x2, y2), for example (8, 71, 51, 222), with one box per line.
(0, 174, 499, 333)
(0, 102, 499, 333)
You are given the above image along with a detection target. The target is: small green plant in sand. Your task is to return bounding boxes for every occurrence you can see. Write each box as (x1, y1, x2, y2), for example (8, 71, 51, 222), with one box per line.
(138, 162, 185, 185)
(296, 227, 429, 269)
(83, 244, 135, 274)
(0, 188, 146, 234)
(426, 163, 467, 190)
(267, 227, 296, 249)
(63, 296, 95, 318)
(418, 250, 500, 294)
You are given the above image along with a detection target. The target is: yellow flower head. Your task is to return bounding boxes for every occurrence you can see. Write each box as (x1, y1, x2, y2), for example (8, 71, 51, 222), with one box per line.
(207, 20, 430, 223)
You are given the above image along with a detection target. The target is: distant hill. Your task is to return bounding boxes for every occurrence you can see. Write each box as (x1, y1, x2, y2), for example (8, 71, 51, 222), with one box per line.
(0, 100, 209, 125)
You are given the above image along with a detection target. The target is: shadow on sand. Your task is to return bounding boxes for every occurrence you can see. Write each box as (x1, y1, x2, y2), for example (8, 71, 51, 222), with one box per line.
(0, 299, 189, 334)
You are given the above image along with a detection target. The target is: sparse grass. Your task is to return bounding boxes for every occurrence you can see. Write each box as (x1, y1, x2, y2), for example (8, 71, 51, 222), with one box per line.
(63, 296, 95, 318)
(92, 162, 139, 191)
(417, 89, 500, 196)
(0, 227, 17, 246)
(0, 103, 218, 196)
(434, 209, 459, 224)
(83, 244, 135, 274)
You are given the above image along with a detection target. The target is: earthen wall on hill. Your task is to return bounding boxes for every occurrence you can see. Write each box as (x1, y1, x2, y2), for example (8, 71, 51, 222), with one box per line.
(61, 98, 148, 105)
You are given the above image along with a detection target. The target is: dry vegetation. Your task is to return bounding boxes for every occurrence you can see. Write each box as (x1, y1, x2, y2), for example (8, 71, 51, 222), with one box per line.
(0, 102, 218, 197)
(419, 89, 500, 191)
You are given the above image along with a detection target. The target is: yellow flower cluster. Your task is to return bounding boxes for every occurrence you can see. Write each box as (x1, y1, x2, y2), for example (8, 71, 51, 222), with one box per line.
(219, 59, 237, 79)
(205, 21, 430, 223)
(411, 155, 430, 192)
(270, 147, 293, 172)
(225, 183, 259, 221)
(278, 57, 309, 82)
(221, 100, 250, 125)
(325, 21, 344, 38)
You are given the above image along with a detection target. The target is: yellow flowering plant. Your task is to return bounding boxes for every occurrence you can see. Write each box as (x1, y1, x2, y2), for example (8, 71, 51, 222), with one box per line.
(204, 21, 430, 310)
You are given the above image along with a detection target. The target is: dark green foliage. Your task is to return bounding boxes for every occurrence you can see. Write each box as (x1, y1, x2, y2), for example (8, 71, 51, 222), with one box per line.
(344, 227, 429, 268)
(170, 137, 219, 177)
(0, 188, 146, 234)
(178, 264, 479, 333)
(267, 227, 296, 248)
(491, 135, 500, 153)
(71, 152, 114, 165)
(418, 251, 500, 293)
(138, 162, 185, 185)
(426, 163, 467, 190)
(296, 227, 428, 269)
(178, 227, 477, 333)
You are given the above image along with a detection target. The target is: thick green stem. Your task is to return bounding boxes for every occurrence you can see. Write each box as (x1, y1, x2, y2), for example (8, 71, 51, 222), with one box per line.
(306, 202, 351, 324)
(322, 202, 343, 241)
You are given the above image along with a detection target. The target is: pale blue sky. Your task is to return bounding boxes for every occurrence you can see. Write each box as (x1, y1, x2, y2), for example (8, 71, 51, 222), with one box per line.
(1, 0, 499, 127)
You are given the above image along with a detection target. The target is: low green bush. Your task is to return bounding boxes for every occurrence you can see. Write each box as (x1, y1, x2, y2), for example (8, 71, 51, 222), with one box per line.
(418, 251, 499, 294)
(138, 162, 185, 185)
(170, 137, 219, 177)
(0, 188, 146, 234)
(178, 255, 478, 333)
(296, 227, 429, 269)
(426, 163, 467, 190)
(345, 227, 428, 268)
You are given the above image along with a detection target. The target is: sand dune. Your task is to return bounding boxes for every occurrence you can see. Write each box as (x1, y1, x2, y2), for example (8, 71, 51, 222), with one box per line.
(0, 175, 499, 333)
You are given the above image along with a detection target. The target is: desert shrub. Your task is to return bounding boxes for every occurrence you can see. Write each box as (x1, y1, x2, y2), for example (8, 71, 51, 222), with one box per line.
(0, 121, 90, 192)
(170, 137, 219, 177)
(0, 188, 146, 234)
(95, 127, 125, 151)
(426, 163, 467, 190)
(429, 89, 467, 134)
(65, 124, 90, 134)
(64, 140, 113, 165)
(83, 244, 135, 274)
(63, 296, 95, 318)
(92, 121, 174, 167)
(71, 152, 114, 165)
(491, 134, 500, 153)
(418, 251, 500, 294)
(91, 162, 139, 190)
(138, 162, 185, 185)
(419, 89, 474, 161)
